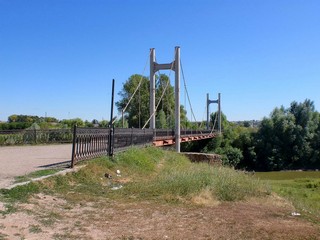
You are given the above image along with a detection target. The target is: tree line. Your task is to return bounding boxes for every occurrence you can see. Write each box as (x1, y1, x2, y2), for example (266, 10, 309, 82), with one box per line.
(0, 115, 111, 130)
(188, 99, 320, 171)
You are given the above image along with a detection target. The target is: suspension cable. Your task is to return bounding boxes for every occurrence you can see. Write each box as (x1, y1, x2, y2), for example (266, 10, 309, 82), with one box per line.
(180, 59, 198, 124)
(198, 105, 207, 130)
(121, 49, 151, 115)
(210, 112, 218, 134)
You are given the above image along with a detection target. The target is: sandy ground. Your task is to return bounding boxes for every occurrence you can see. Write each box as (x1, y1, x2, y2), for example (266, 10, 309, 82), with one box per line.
(0, 194, 319, 240)
(0, 145, 319, 239)
(0, 144, 72, 188)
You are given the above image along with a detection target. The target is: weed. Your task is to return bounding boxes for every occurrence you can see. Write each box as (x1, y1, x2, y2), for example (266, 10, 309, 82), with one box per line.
(0, 182, 40, 203)
(29, 225, 42, 233)
(0, 203, 17, 215)
(53, 232, 85, 240)
(0, 233, 9, 240)
(38, 211, 62, 227)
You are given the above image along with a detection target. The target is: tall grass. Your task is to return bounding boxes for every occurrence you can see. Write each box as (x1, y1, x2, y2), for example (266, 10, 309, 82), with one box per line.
(114, 148, 267, 202)
(0, 146, 267, 205)
(113, 146, 163, 175)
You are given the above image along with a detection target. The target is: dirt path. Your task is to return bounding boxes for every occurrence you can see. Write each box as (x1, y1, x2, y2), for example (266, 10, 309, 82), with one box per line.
(0, 194, 319, 239)
(0, 144, 72, 188)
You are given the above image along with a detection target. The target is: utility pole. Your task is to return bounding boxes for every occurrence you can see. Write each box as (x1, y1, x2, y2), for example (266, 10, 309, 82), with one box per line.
(149, 46, 181, 152)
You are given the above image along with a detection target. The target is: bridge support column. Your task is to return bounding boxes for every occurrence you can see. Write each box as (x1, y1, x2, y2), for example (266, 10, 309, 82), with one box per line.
(150, 48, 156, 129)
(207, 93, 221, 134)
(174, 47, 181, 152)
(149, 46, 181, 152)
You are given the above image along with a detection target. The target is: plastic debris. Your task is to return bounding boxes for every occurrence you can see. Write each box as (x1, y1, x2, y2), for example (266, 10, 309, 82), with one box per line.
(291, 212, 301, 216)
(116, 169, 121, 177)
(111, 185, 123, 190)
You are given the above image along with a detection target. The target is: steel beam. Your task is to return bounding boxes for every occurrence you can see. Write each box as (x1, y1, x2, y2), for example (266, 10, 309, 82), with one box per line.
(150, 48, 156, 129)
(174, 46, 181, 152)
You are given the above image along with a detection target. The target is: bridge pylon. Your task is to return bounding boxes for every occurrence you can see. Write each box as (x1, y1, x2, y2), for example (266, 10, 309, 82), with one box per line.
(207, 93, 221, 133)
(150, 47, 181, 152)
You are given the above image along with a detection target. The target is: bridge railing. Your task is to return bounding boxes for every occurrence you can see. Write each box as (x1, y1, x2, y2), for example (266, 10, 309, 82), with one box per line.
(153, 129, 214, 139)
(71, 127, 154, 167)
(113, 128, 154, 149)
(0, 129, 73, 146)
(71, 126, 217, 167)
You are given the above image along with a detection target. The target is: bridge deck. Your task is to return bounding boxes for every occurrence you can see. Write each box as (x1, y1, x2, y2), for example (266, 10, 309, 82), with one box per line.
(153, 133, 217, 147)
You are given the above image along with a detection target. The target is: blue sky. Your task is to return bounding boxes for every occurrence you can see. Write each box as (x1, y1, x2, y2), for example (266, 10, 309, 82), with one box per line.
(1, 0, 320, 122)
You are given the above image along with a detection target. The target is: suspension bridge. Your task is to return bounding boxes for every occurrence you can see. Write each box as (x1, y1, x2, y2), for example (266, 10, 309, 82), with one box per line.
(71, 46, 222, 167)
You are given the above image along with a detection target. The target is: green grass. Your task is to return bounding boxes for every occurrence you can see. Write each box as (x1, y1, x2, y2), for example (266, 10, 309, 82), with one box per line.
(0, 182, 40, 203)
(14, 168, 64, 183)
(118, 152, 266, 202)
(255, 171, 320, 180)
(255, 171, 320, 222)
(0, 147, 268, 206)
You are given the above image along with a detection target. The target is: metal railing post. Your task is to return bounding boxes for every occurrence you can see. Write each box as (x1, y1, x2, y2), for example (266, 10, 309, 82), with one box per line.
(71, 125, 77, 168)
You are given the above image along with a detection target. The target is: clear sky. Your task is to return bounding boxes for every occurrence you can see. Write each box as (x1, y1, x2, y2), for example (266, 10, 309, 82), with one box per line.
(1, 0, 320, 122)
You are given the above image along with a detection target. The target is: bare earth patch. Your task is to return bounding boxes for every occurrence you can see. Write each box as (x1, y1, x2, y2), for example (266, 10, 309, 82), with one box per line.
(0, 194, 319, 240)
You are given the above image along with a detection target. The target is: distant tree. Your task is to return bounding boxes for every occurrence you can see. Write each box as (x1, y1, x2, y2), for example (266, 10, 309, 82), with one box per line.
(84, 120, 93, 127)
(197, 99, 320, 171)
(156, 109, 167, 129)
(242, 121, 251, 127)
(44, 117, 59, 123)
(255, 99, 320, 170)
(8, 115, 18, 123)
(60, 118, 84, 128)
(92, 119, 99, 125)
(8, 115, 40, 123)
(210, 111, 228, 131)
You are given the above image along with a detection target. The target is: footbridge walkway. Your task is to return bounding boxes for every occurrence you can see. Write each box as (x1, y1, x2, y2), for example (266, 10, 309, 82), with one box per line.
(71, 127, 218, 167)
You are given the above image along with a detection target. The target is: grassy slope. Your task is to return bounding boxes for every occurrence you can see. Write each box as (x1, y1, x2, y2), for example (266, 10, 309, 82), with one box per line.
(1, 146, 268, 206)
(255, 171, 320, 222)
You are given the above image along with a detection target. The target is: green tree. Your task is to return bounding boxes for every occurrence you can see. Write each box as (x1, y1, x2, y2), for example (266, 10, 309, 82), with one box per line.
(255, 99, 320, 170)
(210, 111, 228, 131)
(116, 74, 150, 128)
(116, 74, 187, 129)
(156, 109, 167, 129)
(8, 115, 40, 123)
(60, 118, 84, 128)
